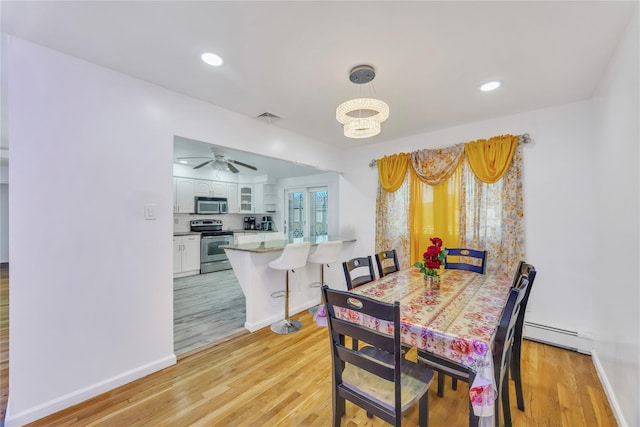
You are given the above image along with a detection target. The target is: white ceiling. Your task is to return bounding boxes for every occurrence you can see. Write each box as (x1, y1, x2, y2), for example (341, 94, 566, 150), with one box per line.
(1, 1, 636, 175)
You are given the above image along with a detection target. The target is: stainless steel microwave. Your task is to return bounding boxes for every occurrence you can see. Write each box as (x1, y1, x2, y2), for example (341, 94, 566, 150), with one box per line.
(194, 197, 228, 214)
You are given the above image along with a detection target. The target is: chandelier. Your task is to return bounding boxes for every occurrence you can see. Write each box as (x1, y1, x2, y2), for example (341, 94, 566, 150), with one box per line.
(336, 65, 389, 139)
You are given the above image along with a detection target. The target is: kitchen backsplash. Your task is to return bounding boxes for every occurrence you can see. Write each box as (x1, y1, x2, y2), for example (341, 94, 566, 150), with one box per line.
(174, 213, 245, 233)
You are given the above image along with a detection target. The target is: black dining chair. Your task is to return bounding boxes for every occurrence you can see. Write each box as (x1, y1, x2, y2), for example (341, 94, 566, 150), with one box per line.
(417, 277, 530, 427)
(321, 285, 434, 427)
(342, 256, 376, 290)
(444, 248, 487, 274)
(375, 249, 400, 278)
(510, 261, 537, 412)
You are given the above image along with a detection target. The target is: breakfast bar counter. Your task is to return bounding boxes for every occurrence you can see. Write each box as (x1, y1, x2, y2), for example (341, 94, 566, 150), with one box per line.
(223, 236, 355, 332)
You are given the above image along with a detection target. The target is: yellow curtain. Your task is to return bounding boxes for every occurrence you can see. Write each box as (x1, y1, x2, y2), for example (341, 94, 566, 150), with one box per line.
(377, 153, 409, 192)
(464, 134, 518, 183)
(409, 147, 463, 265)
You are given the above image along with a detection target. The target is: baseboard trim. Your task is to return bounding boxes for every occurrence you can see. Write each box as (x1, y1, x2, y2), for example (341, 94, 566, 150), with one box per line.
(591, 350, 628, 427)
(4, 354, 177, 427)
(523, 321, 592, 354)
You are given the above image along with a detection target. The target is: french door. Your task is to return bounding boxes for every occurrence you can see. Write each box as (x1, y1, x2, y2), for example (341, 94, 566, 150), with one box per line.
(285, 186, 329, 241)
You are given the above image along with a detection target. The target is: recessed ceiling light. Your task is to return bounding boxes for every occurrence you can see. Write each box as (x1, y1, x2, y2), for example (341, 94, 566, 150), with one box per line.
(480, 81, 501, 92)
(201, 52, 223, 67)
(179, 160, 188, 164)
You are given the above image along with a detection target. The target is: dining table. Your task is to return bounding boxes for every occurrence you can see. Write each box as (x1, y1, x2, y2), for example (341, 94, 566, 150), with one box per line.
(334, 267, 513, 426)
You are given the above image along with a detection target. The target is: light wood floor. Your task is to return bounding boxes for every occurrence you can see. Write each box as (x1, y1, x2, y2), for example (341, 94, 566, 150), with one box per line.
(173, 270, 246, 355)
(1, 263, 617, 426)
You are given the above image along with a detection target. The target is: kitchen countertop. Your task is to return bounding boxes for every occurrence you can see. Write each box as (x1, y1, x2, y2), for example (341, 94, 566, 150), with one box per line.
(222, 235, 355, 253)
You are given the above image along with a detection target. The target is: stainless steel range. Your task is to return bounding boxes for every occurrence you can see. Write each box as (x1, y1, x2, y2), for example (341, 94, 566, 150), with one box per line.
(190, 219, 234, 273)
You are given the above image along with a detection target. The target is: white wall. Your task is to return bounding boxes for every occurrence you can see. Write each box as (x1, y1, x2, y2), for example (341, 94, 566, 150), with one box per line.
(0, 184, 7, 263)
(341, 99, 598, 340)
(5, 36, 343, 426)
(591, 7, 639, 427)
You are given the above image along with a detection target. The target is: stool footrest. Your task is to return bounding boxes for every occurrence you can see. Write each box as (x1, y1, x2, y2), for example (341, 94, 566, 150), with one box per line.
(270, 291, 285, 298)
(309, 281, 322, 288)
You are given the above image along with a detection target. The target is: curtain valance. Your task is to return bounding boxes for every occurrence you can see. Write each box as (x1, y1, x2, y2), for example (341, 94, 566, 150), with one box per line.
(377, 153, 410, 192)
(378, 134, 520, 190)
(465, 134, 518, 183)
(410, 144, 464, 186)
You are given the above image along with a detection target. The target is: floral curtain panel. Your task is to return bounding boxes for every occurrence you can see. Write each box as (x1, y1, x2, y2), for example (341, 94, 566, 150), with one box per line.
(375, 134, 524, 276)
(460, 143, 524, 276)
(375, 177, 411, 269)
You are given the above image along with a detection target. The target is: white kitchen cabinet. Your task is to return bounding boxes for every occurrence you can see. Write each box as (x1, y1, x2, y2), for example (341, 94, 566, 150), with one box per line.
(238, 184, 253, 213)
(194, 179, 235, 201)
(212, 182, 228, 197)
(174, 177, 195, 213)
(194, 179, 214, 197)
(174, 234, 201, 277)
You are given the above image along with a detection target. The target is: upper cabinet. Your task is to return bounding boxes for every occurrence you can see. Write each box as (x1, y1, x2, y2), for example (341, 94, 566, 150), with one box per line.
(194, 179, 214, 197)
(175, 175, 276, 215)
(174, 177, 195, 213)
(192, 179, 238, 212)
(238, 184, 253, 213)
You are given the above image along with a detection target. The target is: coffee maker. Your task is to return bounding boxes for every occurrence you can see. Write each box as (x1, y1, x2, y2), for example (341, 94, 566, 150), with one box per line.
(261, 216, 275, 231)
(243, 216, 256, 230)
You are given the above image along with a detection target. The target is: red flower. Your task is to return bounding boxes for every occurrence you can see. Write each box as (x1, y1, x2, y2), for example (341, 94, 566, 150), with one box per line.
(430, 237, 443, 247)
(426, 246, 440, 257)
(425, 258, 441, 269)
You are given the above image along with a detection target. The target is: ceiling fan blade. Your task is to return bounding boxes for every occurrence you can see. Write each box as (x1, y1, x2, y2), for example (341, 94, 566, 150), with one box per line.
(229, 159, 257, 171)
(176, 156, 214, 159)
(227, 162, 240, 173)
(193, 160, 214, 169)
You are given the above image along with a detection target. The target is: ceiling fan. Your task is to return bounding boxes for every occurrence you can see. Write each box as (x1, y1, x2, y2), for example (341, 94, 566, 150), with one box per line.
(177, 151, 257, 174)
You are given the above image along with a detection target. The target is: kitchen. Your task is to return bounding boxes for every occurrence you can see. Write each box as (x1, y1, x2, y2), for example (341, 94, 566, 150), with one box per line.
(172, 136, 339, 354)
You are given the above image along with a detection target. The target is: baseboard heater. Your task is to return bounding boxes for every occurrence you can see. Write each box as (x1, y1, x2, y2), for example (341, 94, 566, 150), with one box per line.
(523, 321, 591, 354)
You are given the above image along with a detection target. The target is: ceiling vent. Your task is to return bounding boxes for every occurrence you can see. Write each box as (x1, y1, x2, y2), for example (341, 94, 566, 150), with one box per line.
(257, 112, 281, 123)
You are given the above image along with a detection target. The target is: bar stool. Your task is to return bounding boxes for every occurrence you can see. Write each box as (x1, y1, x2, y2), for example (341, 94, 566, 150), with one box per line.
(268, 242, 311, 334)
(307, 240, 343, 314)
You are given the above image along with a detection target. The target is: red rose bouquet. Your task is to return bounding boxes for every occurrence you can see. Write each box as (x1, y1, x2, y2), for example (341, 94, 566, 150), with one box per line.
(414, 237, 448, 277)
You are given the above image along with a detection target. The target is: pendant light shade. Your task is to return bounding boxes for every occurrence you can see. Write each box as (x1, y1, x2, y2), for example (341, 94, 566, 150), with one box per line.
(336, 65, 389, 139)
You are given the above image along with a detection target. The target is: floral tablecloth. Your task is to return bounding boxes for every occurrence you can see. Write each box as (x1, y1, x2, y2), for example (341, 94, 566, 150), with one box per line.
(336, 268, 512, 421)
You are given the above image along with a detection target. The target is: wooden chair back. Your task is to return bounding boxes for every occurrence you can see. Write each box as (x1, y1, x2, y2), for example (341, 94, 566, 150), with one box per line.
(342, 256, 376, 290)
(444, 248, 487, 274)
(322, 286, 432, 426)
(375, 249, 400, 278)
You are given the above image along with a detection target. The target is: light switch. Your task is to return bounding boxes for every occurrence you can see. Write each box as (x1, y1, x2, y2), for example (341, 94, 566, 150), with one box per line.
(144, 204, 157, 220)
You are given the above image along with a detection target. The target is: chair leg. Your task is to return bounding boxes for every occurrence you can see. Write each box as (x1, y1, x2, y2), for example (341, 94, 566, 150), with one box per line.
(452, 377, 458, 390)
(468, 398, 479, 427)
(419, 393, 428, 427)
(511, 341, 525, 411)
(437, 371, 445, 397)
(501, 372, 513, 427)
(334, 395, 345, 427)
